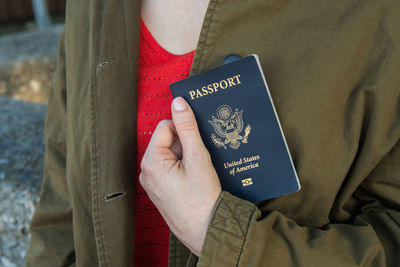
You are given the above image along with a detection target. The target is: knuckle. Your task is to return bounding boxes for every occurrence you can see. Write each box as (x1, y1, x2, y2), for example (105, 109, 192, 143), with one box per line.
(157, 119, 171, 130)
(139, 171, 156, 191)
(138, 173, 145, 187)
(140, 157, 151, 173)
(175, 120, 197, 133)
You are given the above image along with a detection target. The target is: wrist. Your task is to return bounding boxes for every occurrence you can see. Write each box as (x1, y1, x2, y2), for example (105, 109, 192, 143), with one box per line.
(175, 190, 222, 256)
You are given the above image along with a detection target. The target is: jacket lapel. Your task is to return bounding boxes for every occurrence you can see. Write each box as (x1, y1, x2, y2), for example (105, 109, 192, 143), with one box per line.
(89, 0, 141, 266)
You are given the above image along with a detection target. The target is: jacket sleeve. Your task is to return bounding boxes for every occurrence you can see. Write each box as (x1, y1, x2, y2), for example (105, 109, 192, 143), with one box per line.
(25, 27, 75, 267)
(197, 140, 400, 267)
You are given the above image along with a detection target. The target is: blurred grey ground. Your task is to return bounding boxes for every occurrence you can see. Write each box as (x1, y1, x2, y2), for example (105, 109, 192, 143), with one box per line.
(0, 25, 62, 267)
(0, 25, 62, 67)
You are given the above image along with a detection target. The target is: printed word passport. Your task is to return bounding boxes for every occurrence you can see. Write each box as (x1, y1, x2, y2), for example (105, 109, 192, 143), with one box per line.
(169, 54, 300, 202)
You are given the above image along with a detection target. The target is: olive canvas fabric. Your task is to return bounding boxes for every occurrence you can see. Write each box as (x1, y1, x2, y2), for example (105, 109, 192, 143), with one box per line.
(26, 0, 400, 266)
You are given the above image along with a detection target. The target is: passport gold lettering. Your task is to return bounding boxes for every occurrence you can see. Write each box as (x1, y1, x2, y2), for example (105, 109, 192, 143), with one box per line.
(220, 80, 228, 89)
(188, 74, 241, 100)
(224, 154, 261, 176)
(227, 77, 235, 87)
(207, 84, 215, 93)
(233, 74, 241, 84)
(201, 86, 208, 95)
(236, 162, 259, 173)
(243, 155, 260, 163)
(212, 82, 219, 92)
(224, 158, 243, 169)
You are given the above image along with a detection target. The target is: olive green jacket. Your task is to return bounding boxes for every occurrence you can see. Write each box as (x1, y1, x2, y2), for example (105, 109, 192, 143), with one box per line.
(26, 0, 400, 266)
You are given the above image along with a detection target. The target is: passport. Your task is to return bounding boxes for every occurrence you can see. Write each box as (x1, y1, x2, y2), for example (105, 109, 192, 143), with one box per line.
(169, 54, 300, 202)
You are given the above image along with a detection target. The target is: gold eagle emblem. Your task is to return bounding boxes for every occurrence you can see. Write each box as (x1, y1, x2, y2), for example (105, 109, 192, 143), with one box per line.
(209, 105, 251, 150)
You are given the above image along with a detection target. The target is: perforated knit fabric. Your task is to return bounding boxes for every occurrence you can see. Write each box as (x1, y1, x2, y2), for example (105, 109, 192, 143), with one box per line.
(134, 18, 195, 266)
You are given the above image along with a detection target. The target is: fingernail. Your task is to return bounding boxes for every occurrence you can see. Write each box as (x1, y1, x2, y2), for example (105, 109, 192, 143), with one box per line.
(172, 97, 187, 111)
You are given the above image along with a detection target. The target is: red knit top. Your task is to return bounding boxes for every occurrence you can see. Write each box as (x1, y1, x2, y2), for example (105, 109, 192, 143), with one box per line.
(134, 18, 195, 266)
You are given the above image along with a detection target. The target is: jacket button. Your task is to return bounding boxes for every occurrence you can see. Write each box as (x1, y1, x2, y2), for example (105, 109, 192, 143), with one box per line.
(222, 54, 241, 65)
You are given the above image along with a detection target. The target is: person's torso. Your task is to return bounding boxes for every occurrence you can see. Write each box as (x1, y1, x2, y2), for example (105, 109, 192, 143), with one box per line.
(62, 0, 400, 266)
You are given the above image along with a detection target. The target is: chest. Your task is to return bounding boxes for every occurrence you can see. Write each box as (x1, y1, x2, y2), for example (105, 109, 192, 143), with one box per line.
(141, 0, 210, 55)
(65, 0, 391, 237)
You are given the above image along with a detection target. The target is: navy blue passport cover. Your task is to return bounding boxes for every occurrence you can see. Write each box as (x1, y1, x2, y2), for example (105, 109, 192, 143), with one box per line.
(169, 54, 300, 202)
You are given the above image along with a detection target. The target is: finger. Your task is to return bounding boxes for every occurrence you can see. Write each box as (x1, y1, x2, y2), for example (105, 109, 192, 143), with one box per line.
(166, 120, 183, 158)
(143, 120, 180, 170)
(171, 97, 205, 157)
(146, 120, 176, 158)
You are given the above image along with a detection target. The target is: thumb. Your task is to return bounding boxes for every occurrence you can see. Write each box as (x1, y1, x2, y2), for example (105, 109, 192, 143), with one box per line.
(171, 97, 205, 158)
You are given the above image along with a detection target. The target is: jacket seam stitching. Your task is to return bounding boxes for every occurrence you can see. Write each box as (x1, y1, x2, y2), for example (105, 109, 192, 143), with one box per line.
(236, 208, 257, 267)
(221, 199, 245, 237)
(90, 78, 108, 266)
(120, 0, 134, 79)
(92, 3, 112, 265)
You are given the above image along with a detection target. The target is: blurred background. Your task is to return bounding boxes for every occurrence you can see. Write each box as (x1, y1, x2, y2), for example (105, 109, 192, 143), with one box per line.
(0, 1, 65, 266)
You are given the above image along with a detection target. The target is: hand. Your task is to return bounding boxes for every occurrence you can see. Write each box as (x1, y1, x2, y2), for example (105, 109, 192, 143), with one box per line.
(139, 97, 222, 256)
